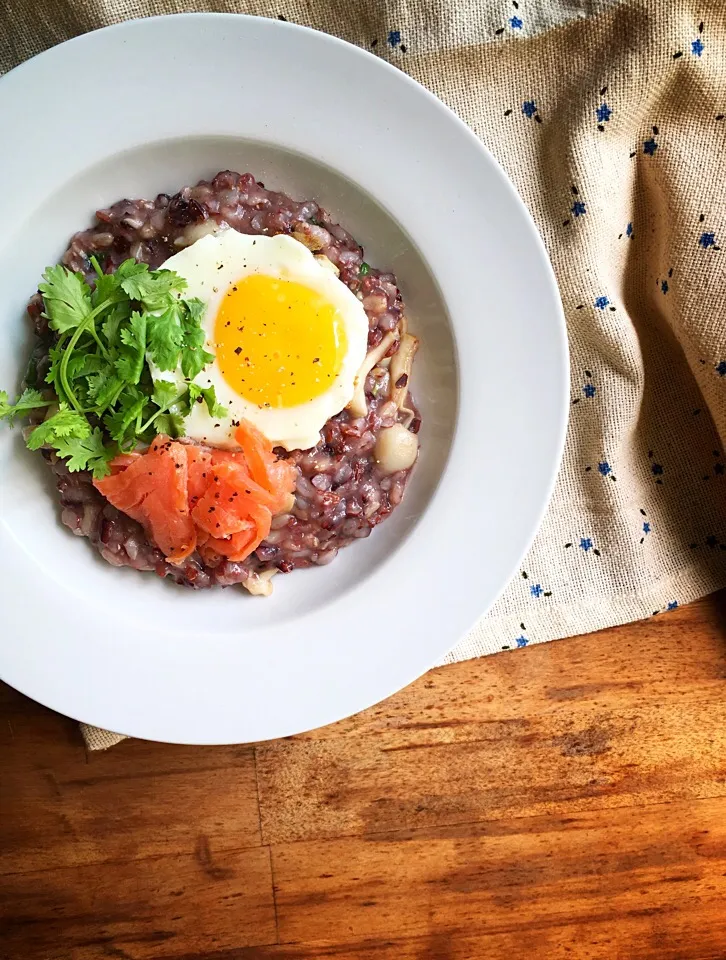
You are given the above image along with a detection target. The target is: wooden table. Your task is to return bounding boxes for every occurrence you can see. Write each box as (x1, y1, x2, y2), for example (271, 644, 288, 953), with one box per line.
(3, 593, 726, 960)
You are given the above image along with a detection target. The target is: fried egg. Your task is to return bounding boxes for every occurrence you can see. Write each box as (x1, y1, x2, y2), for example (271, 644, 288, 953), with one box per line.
(150, 229, 370, 450)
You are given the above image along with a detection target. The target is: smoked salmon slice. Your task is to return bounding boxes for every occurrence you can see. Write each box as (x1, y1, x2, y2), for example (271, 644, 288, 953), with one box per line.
(94, 435, 196, 564)
(93, 421, 296, 569)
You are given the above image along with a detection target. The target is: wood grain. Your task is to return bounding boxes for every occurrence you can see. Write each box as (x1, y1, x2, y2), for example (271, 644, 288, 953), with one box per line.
(271, 798, 726, 954)
(2, 591, 726, 959)
(257, 597, 726, 843)
(0, 845, 276, 959)
(0, 683, 260, 875)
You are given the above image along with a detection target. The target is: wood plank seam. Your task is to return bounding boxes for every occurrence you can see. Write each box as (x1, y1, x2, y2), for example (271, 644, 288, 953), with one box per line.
(255, 746, 281, 945)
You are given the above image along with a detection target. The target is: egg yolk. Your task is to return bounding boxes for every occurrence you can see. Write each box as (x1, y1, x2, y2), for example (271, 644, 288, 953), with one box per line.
(215, 275, 349, 408)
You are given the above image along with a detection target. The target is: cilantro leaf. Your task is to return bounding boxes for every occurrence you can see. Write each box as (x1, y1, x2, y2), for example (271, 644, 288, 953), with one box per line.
(147, 304, 185, 372)
(185, 298, 206, 325)
(0, 388, 53, 424)
(188, 383, 227, 419)
(26, 406, 90, 450)
(181, 344, 214, 381)
(103, 388, 147, 446)
(115, 311, 147, 385)
(92, 271, 128, 310)
(118, 262, 187, 307)
(100, 301, 132, 351)
(66, 352, 106, 380)
(151, 379, 181, 409)
(88, 370, 124, 414)
(154, 411, 187, 439)
(180, 299, 213, 379)
(38, 265, 92, 334)
(55, 428, 115, 478)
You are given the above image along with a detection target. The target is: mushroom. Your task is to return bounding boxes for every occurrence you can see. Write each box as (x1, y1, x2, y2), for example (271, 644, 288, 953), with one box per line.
(313, 254, 340, 277)
(243, 568, 278, 597)
(291, 222, 332, 252)
(347, 331, 398, 417)
(173, 218, 225, 248)
(389, 333, 418, 409)
(374, 423, 419, 475)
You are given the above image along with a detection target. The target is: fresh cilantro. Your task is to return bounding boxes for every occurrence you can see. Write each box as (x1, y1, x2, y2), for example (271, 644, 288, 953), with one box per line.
(100, 301, 131, 350)
(154, 411, 187, 438)
(180, 299, 213, 380)
(66, 352, 106, 380)
(359, 261, 370, 276)
(0, 388, 54, 424)
(26, 406, 90, 450)
(137, 379, 187, 436)
(88, 370, 125, 414)
(147, 303, 185, 372)
(115, 311, 147, 385)
(2, 259, 218, 474)
(38, 265, 93, 334)
(118, 262, 187, 306)
(188, 383, 227, 419)
(55, 428, 115, 478)
(92, 271, 127, 309)
(103, 388, 148, 447)
(88, 253, 107, 275)
(151, 379, 182, 409)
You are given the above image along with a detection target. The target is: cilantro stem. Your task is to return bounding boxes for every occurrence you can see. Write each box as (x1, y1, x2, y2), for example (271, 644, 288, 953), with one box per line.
(59, 298, 113, 413)
(88, 323, 110, 361)
(104, 380, 126, 414)
(89, 255, 104, 278)
(138, 388, 188, 434)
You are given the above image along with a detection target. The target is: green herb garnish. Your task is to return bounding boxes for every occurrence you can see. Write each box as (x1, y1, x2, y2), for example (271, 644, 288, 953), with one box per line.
(0, 259, 224, 478)
(0, 388, 54, 424)
(359, 261, 370, 276)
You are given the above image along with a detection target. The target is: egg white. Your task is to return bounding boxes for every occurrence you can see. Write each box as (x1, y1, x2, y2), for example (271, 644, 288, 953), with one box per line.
(149, 229, 369, 450)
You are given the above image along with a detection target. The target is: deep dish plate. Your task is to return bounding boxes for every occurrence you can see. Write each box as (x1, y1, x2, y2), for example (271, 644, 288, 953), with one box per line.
(0, 14, 567, 744)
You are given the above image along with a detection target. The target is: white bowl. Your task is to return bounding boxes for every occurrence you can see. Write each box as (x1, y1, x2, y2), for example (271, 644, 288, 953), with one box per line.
(0, 14, 567, 743)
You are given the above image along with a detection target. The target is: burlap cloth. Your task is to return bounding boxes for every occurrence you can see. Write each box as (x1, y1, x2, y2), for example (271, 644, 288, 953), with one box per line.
(3, 0, 726, 750)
